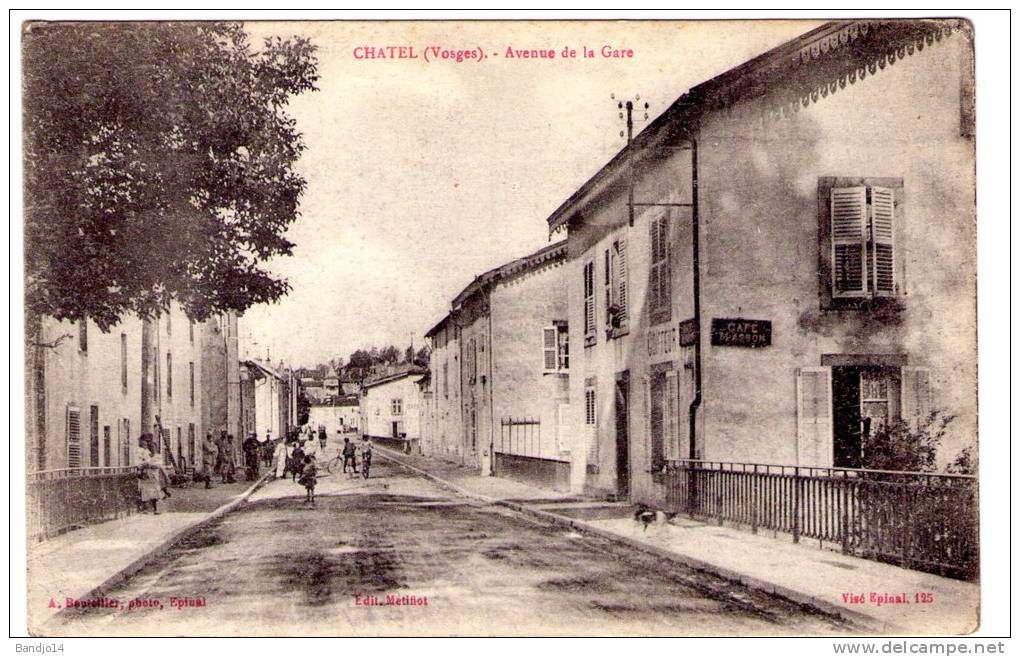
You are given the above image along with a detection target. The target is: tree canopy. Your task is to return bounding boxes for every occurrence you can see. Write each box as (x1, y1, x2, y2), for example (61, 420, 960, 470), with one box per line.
(23, 21, 318, 330)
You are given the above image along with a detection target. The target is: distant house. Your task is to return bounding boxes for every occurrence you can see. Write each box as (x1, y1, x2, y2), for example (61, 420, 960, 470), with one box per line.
(359, 365, 427, 450)
(242, 360, 290, 441)
(308, 395, 360, 435)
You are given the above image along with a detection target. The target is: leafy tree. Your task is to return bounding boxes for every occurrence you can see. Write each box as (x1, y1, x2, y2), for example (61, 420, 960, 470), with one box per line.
(945, 445, 977, 475)
(347, 349, 373, 370)
(862, 410, 955, 472)
(379, 345, 401, 364)
(23, 21, 318, 330)
(413, 345, 431, 368)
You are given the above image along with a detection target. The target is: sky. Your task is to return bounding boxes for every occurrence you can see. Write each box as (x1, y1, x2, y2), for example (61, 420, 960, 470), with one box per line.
(239, 20, 821, 368)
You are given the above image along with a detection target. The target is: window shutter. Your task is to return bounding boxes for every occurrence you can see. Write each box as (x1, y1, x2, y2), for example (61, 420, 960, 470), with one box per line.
(584, 261, 595, 337)
(870, 186, 896, 296)
(648, 220, 660, 309)
(900, 367, 931, 429)
(542, 326, 558, 373)
(615, 238, 629, 321)
(830, 187, 868, 297)
(66, 406, 81, 468)
(796, 367, 833, 467)
(665, 371, 679, 461)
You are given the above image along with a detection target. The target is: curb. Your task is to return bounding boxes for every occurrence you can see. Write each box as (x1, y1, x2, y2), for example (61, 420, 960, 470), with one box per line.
(376, 448, 894, 633)
(52, 470, 274, 621)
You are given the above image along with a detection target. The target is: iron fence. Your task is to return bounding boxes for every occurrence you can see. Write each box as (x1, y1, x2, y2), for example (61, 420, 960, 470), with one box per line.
(663, 460, 978, 580)
(498, 417, 542, 458)
(27, 466, 140, 541)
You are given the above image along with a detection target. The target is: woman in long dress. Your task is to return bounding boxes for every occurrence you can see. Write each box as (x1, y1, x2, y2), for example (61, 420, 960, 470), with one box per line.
(273, 438, 288, 479)
(138, 444, 168, 514)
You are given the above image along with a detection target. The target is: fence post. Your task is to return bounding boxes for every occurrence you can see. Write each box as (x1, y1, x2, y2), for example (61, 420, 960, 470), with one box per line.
(793, 467, 801, 543)
(751, 464, 758, 535)
(841, 469, 850, 555)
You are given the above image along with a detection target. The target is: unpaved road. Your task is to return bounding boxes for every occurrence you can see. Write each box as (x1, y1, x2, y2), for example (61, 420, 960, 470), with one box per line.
(53, 460, 849, 636)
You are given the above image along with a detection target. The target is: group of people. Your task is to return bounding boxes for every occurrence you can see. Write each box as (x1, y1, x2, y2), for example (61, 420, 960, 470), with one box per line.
(270, 426, 330, 504)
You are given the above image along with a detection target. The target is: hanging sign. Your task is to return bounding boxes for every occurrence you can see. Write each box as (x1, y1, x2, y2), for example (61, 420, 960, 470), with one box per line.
(710, 318, 772, 348)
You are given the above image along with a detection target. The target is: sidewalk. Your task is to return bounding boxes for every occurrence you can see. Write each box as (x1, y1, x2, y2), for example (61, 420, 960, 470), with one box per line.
(376, 447, 980, 635)
(27, 469, 270, 632)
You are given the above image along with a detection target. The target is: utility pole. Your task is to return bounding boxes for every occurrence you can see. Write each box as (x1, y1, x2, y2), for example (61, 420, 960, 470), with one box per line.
(613, 94, 649, 226)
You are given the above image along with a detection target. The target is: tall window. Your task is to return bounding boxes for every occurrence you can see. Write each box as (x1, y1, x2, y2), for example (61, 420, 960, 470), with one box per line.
(391, 398, 403, 415)
(467, 337, 477, 384)
(120, 333, 128, 392)
(89, 405, 99, 467)
(120, 418, 131, 466)
(189, 362, 195, 407)
(102, 426, 111, 467)
(78, 318, 88, 353)
(584, 381, 598, 467)
(583, 259, 596, 344)
(188, 423, 196, 467)
(189, 319, 194, 343)
(648, 214, 672, 325)
(166, 352, 173, 398)
(443, 361, 449, 399)
(166, 313, 172, 336)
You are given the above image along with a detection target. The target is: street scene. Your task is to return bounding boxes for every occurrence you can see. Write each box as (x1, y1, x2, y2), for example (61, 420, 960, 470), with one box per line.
(22, 18, 982, 638)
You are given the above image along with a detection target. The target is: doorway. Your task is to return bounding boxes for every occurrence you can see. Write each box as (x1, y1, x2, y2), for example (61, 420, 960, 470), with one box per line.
(832, 366, 901, 468)
(614, 371, 630, 499)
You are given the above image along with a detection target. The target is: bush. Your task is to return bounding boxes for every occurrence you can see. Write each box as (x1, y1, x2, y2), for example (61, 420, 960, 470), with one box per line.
(862, 410, 955, 472)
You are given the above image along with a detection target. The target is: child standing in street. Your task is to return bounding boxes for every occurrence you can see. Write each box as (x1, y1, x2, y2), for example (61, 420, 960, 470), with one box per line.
(298, 454, 318, 505)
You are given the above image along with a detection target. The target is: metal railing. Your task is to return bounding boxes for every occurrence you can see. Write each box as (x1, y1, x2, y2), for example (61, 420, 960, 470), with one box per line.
(498, 417, 542, 458)
(27, 466, 140, 541)
(663, 460, 978, 580)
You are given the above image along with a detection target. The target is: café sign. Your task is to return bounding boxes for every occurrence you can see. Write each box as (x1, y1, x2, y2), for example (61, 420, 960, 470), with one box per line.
(710, 318, 771, 348)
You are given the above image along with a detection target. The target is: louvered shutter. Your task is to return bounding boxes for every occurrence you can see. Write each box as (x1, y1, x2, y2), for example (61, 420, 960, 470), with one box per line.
(584, 261, 595, 337)
(900, 367, 932, 429)
(542, 327, 558, 373)
(66, 406, 81, 468)
(870, 186, 896, 296)
(830, 187, 868, 297)
(665, 371, 679, 462)
(796, 367, 833, 467)
(649, 219, 661, 309)
(615, 239, 629, 321)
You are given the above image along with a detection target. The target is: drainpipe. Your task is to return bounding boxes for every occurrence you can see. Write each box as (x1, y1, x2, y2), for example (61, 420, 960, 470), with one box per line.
(487, 309, 496, 476)
(687, 137, 702, 462)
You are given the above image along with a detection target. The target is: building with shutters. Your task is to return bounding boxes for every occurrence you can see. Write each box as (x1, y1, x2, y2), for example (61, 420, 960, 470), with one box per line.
(308, 394, 361, 435)
(423, 241, 570, 489)
(547, 20, 976, 504)
(25, 303, 223, 475)
(241, 359, 290, 441)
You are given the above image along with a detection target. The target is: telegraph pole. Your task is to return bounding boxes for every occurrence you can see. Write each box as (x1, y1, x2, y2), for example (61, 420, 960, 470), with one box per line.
(613, 94, 649, 226)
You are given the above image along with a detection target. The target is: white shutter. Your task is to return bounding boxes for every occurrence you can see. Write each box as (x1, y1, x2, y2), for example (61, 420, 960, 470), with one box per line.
(615, 238, 629, 321)
(665, 371, 679, 461)
(556, 403, 571, 453)
(67, 406, 81, 468)
(830, 187, 868, 297)
(870, 186, 896, 296)
(584, 261, 595, 337)
(900, 367, 932, 429)
(796, 367, 833, 467)
(542, 327, 558, 373)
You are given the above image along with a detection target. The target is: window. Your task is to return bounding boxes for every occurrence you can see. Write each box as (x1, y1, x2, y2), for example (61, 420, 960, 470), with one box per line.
(177, 427, 183, 467)
(443, 360, 449, 399)
(120, 333, 128, 392)
(78, 318, 88, 353)
(166, 352, 173, 398)
(583, 259, 596, 345)
(188, 423, 195, 468)
(542, 323, 569, 373)
(649, 369, 680, 473)
(391, 398, 403, 415)
(648, 214, 672, 325)
(89, 405, 99, 467)
(608, 238, 629, 333)
(167, 313, 172, 336)
(189, 320, 194, 343)
(584, 380, 598, 471)
(67, 406, 81, 468)
(467, 337, 477, 384)
(189, 362, 195, 407)
(120, 418, 131, 466)
(103, 426, 111, 467)
(820, 179, 903, 304)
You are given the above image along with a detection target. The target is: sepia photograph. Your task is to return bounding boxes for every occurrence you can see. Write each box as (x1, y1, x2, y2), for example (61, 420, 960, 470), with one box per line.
(12, 10, 1007, 643)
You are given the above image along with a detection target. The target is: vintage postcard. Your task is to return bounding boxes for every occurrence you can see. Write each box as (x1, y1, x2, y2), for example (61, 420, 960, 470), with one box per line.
(19, 16, 988, 639)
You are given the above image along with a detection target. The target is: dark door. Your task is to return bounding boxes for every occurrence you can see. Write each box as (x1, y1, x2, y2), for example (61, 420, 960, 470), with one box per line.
(614, 371, 630, 499)
(832, 366, 862, 468)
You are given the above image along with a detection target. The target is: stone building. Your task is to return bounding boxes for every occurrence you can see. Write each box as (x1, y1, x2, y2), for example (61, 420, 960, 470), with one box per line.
(424, 241, 570, 489)
(546, 20, 976, 502)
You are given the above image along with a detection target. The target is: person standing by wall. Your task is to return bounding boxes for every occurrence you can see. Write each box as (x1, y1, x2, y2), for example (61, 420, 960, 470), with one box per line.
(201, 432, 217, 489)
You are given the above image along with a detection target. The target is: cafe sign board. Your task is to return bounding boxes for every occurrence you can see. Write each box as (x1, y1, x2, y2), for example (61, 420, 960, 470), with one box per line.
(710, 318, 771, 348)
